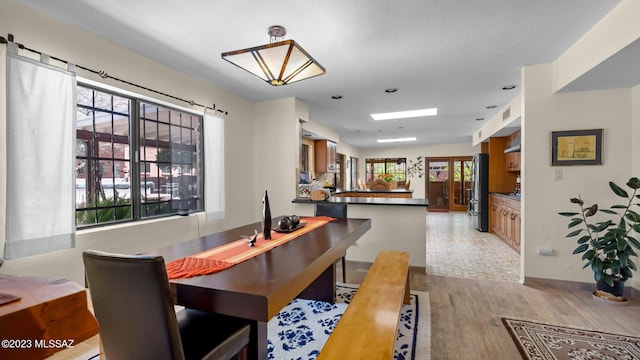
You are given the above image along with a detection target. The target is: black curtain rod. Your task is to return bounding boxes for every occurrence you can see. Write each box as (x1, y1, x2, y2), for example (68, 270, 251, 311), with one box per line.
(0, 34, 228, 115)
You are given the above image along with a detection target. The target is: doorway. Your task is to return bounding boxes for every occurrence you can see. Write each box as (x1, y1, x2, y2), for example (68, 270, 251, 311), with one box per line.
(426, 157, 472, 211)
(336, 153, 346, 190)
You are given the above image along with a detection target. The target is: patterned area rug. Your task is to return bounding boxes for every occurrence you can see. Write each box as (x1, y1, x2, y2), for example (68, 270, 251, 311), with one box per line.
(268, 283, 430, 360)
(502, 317, 640, 360)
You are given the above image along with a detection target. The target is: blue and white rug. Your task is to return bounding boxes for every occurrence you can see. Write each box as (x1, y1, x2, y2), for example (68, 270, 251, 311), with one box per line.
(267, 283, 430, 360)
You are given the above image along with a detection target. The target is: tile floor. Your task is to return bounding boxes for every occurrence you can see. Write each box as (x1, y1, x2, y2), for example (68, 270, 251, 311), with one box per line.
(425, 211, 521, 282)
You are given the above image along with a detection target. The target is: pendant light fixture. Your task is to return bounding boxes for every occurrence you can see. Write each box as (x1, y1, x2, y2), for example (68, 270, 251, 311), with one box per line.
(221, 25, 325, 86)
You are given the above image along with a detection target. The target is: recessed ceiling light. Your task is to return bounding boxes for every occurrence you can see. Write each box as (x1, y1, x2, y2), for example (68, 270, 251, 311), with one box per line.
(502, 85, 517, 90)
(476, 117, 485, 121)
(485, 105, 497, 109)
(331, 95, 343, 99)
(385, 88, 398, 93)
(371, 108, 438, 121)
(377, 137, 417, 143)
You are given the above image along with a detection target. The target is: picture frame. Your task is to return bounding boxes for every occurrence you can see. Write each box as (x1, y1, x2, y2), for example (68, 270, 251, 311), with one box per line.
(551, 129, 603, 166)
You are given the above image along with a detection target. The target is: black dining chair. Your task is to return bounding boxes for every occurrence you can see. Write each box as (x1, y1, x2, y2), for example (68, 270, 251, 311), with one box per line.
(83, 250, 251, 360)
(314, 203, 348, 283)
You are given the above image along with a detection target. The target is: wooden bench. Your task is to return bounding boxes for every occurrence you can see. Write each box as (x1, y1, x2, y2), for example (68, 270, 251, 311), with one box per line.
(317, 250, 410, 360)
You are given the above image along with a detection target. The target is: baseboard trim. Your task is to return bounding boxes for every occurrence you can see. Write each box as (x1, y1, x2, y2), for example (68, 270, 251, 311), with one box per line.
(523, 276, 637, 298)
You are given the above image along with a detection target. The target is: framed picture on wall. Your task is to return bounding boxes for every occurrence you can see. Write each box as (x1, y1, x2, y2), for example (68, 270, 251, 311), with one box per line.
(551, 129, 603, 166)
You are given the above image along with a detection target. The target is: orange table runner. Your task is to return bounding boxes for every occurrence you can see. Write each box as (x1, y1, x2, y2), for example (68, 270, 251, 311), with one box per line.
(166, 216, 334, 279)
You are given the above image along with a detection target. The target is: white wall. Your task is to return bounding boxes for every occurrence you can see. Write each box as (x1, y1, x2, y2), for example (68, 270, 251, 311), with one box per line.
(0, 0, 258, 284)
(253, 98, 303, 219)
(521, 62, 633, 286)
(553, 0, 640, 92)
(359, 143, 477, 198)
(474, 94, 522, 146)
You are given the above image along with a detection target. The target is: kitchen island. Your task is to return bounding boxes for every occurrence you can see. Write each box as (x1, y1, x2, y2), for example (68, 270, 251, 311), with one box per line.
(293, 197, 428, 267)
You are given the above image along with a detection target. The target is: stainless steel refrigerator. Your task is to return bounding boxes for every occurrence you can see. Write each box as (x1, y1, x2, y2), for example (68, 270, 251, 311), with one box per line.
(470, 153, 489, 232)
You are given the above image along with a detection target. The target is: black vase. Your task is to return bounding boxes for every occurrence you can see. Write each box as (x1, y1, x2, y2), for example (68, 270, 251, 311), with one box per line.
(596, 278, 625, 297)
(263, 190, 272, 240)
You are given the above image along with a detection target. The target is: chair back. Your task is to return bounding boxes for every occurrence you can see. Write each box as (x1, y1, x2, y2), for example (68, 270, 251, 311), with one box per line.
(315, 203, 348, 218)
(83, 250, 185, 360)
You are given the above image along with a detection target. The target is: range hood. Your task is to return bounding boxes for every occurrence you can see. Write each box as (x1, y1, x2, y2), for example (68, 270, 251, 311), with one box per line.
(504, 134, 521, 153)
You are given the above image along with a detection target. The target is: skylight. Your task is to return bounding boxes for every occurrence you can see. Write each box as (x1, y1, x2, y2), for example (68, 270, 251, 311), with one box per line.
(371, 108, 437, 121)
(377, 137, 417, 143)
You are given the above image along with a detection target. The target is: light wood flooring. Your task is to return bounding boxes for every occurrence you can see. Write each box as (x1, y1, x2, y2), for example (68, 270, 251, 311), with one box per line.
(343, 212, 640, 360)
(52, 212, 640, 360)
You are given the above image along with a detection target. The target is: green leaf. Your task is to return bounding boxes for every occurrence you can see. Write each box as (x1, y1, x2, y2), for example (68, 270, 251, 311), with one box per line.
(559, 212, 579, 217)
(603, 243, 618, 254)
(626, 211, 640, 222)
(595, 220, 614, 232)
(627, 236, 640, 250)
(627, 177, 640, 189)
(594, 272, 602, 282)
(592, 258, 604, 274)
(610, 181, 629, 198)
(602, 274, 615, 287)
(572, 243, 589, 254)
(566, 229, 583, 237)
(568, 219, 583, 228)
(617, 239, 629, 251)
(582, 249, 595, 260)
(600, 209, 618, 215)
(577, 235, 591, 244)
(611, 205, 628, 209)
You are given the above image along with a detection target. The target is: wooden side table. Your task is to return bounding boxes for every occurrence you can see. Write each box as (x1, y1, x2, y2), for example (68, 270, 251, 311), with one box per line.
(0, 274, 99, 359)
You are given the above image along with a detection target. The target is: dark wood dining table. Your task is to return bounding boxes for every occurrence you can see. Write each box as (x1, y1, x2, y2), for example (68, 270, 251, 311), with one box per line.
(150, 217, 371, 359)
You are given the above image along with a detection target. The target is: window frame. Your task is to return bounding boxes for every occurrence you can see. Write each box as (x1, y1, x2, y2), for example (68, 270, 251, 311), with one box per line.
(365, 158, 407, 185)
(75, 82, 205, 228)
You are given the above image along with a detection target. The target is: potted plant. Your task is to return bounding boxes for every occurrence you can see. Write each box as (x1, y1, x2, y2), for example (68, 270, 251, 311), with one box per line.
(377, 174, 397, 189)
(559, 177, 640, 299)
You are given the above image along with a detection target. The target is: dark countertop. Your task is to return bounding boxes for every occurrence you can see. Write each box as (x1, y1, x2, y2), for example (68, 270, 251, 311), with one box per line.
(490, 192, 521, 201)
(293, 196, 428, 207)
(334, 189, 413, 194)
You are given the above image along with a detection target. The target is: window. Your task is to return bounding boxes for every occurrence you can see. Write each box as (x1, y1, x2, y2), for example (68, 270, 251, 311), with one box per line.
(365, 158, 406, 184)
(75, 85, 204, 227)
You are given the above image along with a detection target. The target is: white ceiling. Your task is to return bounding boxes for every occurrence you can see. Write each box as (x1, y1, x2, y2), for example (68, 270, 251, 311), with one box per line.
(16, 0, 632, 149)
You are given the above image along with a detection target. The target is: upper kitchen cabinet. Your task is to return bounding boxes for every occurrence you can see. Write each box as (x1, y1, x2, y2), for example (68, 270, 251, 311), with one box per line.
(505, 152, 520, 172)
(504, 130, 521, 172)
(315, 139, 337, 173)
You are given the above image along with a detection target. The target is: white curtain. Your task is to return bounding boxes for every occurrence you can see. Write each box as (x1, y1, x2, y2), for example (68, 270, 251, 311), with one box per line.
(203, 112, 225, 221)
(4, 44, 77, 259)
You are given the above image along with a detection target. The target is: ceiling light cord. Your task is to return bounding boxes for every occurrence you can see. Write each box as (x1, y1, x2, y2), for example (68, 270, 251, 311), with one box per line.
(0, 34, 228, 115)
